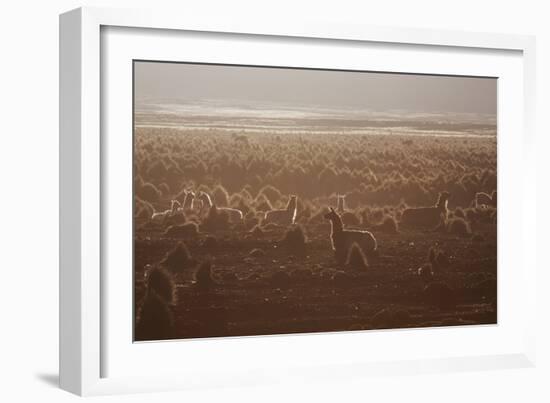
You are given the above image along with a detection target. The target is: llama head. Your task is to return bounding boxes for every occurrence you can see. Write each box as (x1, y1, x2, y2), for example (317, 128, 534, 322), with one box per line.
(323, 207, 340, 221)
(437, 191, 451, 206)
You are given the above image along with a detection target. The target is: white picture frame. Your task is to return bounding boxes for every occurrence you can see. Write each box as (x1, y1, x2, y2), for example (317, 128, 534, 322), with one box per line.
(59, 6, 537, 396)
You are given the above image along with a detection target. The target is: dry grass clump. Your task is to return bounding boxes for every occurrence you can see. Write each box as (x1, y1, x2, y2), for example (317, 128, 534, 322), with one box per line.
(447, 217, 471, 236)
(135, 292, 175, 341)
(258, 185, 282, 205)
(201, 205, 231, 231)
(136, 265, 176, 341)
(212, 185, 230, 207)
(136, 182, 161, 203)
(341, 211, 361, 227)
(280, 225, 307, 257)
(346, 242, 368, 270)
(195, 260, 215, 291)
(135, 197, 154, 219)
(253, 194, 273, 212)
(249, 248, 265, 258)
(160, 242, 196, 272)
(143, 265, 176, 305)
(373, 215, 399, 233)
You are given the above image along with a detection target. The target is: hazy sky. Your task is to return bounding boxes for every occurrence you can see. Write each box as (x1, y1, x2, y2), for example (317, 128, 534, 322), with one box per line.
(134, 61, 496, 115)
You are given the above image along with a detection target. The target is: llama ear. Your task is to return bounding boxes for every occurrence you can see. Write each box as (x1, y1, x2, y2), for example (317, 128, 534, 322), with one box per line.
(329, 207, 335, 212)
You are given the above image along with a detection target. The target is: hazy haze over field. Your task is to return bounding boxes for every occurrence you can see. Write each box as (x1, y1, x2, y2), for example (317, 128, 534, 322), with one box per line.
(134, 61, 497, 117)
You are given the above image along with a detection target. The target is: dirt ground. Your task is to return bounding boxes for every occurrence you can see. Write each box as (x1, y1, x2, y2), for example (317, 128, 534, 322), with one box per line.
(134, 218, 497, 341)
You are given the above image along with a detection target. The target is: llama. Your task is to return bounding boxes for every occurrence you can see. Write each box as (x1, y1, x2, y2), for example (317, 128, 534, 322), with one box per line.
(324, 207, 377, 263)
(151, 199, 178, 224)
(182, 191, 195, 211)
(264, 195, 297, 225)
(197, 191, 243, 222)
(401, 192, 450, 228)
(475, 191, 497, 208)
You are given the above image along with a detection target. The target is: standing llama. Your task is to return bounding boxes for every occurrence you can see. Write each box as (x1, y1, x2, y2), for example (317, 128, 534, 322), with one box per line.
(475, 190, 497, 208)
(401, 192, 450, 228)
(151, 199, 179, 224)
(197, 191, 243, 222)
(324, 207, 377, 263)
(264, 195, 297, 225)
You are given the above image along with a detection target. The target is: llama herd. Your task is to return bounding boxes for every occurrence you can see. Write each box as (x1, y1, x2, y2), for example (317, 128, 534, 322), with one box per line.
(137, 188, 497, 340)
(145, 188, 496, 265)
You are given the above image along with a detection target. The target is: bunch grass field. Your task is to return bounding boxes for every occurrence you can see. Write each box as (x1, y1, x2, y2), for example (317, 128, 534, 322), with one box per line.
(134, 127, 497, 341)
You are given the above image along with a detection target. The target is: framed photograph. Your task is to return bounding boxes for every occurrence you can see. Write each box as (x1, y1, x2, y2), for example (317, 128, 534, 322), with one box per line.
(60, 7, 537, 396)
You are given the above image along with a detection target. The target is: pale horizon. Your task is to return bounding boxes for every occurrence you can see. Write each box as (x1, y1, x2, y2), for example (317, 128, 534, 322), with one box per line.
(134, 61, 497, 117)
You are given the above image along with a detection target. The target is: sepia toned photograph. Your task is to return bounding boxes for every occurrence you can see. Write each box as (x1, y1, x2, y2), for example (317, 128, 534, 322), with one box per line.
(133, 61, 497, 342)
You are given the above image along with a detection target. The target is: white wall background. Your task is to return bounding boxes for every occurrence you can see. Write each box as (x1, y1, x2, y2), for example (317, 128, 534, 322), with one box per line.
(0, 1, 548, 402)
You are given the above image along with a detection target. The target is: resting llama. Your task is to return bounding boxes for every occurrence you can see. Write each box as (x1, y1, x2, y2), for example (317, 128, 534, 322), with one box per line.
(401, 192, 450, 228)
(151, 199, 179, 224)
(197, 191, 243, 222)
(264, 195, 297, 225)
(324, 207, 377, 262)
(475, 191, 497, 208)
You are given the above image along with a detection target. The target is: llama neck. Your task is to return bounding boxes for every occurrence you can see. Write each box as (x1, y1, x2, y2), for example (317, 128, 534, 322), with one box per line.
(330, 218, 343, 233)
(437, 199, 448, 211)
(287, 200, 296, 211)
(337, 197, 344, 213)
(203, 195, 213, 208)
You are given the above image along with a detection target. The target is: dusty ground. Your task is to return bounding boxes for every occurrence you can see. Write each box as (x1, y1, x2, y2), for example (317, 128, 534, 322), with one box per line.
(134, 218, 497, 340)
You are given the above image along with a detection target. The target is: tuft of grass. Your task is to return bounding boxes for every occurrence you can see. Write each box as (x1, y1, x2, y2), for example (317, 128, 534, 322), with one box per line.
(160, 242, 195, 272)
(258, 185, 282, 205)
(346, 242, 369, 270)
(447, 217, 472, 236)
(137, 182, 161, 203)
(144, 265, 176, 305)
(253, 194, 273, 212)
(374, 215, 399, 233)
(249, 248, 265, 258)
(135, 197, 154, 219)
(135, 292, 174, 341)
(201, 205, 230, 231)
(195, 260, 215, 291)
(212, 185, 230, 207)
(280, 225, 307, 257)
(341, 212, 361, 227)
